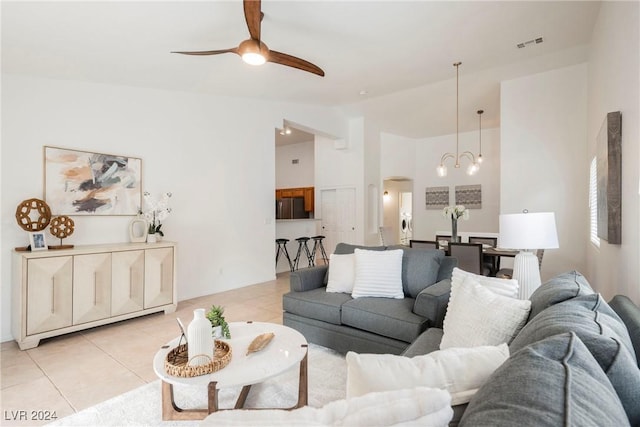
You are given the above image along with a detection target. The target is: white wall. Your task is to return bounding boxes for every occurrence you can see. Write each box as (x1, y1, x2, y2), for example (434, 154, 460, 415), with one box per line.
(500, 63, 588, 281)
(1, 74, 348, 342)
(586, 1, 640, 303)
(275, 141, 314, 189)
(381, 128, 501, 242)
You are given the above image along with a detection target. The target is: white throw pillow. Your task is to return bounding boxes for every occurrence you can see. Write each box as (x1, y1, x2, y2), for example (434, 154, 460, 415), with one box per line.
(200, 387, 453, 427)
(326, 253, 355, 293)
(440, 275, 531, 349)
(346, 344, 509, 406)
(451, 267, 519, 298)
(351, 249, 404, 299)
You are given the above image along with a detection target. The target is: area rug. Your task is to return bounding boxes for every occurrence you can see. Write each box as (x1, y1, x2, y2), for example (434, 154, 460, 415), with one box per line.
(48, 344, 346, 427)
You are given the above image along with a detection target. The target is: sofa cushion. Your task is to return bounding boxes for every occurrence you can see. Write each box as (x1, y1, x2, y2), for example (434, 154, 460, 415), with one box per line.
(283, 288, 352, 325)
(202, 387, 453, 427)
(324, 244, 387, 285)
(528, 270, 594, 320)
(460, 332, 630, 427)
(510, 293, 640, 425)
(452, 267, 518, 298)
(387, 246, 445, 298)
(609, 295, 640, 366)
(440, 274, 530, 349)
(402, 328, 444, 357)
(342, 297, 426, 343)
(351, 249, 404, 299)
(326, 253, 355, 294)
(346, 343, 508, 405)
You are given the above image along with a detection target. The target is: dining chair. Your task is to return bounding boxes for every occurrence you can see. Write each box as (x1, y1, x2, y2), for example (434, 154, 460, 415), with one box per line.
(435, 235, 452, 250)
(379, 226, 396, 246)
(469, 236, 499, 275)
(409, 240, 438, 250)
(448, 242, 487, 275)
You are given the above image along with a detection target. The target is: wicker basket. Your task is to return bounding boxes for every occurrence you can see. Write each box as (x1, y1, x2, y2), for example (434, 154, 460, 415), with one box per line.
(165, 340, 232, 378)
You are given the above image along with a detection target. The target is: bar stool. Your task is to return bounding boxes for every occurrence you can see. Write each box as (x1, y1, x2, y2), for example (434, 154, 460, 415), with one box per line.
(275, 238, 293, 272)
(293, 237, 314, 270)
(310, 235, 329, 265)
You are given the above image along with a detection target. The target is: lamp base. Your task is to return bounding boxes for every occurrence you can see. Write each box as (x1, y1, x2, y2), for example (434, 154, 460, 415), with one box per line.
(513, 251, 541, 300)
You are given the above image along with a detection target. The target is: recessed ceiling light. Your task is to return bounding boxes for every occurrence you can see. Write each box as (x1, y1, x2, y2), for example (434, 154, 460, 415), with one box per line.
(359, 90, 368, 96)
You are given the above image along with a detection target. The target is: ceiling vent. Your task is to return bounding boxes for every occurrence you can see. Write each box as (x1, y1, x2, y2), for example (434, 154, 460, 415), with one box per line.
(517, 37, 544, 49)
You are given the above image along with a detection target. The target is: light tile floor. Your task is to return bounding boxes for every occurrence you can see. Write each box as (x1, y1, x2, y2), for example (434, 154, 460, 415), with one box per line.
(0, 273, 290, 426)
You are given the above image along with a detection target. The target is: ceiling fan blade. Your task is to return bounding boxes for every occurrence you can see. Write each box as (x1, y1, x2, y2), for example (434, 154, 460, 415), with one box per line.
(268, 50, 325, 77)
(172, 48, 238, 56)
(244, 0, 262, 41)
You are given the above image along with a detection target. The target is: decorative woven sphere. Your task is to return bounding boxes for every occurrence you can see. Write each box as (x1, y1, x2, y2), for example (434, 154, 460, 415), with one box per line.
(50, 216, 75, 239)
(15, 198, 52, 232)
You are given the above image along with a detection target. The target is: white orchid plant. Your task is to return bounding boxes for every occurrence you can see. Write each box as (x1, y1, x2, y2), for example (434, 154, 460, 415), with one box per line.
(142, 192, 172, 236)
(442, 205, 470, 221)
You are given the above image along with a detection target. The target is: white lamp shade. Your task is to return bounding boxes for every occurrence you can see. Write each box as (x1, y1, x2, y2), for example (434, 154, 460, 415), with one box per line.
(499, 212, 559, 250)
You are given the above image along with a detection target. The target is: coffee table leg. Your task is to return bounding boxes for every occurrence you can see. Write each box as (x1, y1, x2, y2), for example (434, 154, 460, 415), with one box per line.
(295, 344, 309, 409)
(162, 380, 208, 420)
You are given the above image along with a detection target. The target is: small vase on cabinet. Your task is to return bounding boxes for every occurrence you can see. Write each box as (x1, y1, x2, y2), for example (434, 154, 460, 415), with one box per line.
(187, 309, 213, 366)
(147, 233, 157, 243)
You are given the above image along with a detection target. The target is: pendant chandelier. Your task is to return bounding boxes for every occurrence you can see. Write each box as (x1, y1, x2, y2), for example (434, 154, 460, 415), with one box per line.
(436, 62, 479, 177)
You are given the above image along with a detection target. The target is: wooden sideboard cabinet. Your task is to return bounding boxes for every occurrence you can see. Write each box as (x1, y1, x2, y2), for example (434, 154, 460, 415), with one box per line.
(12, 242, 177, 350)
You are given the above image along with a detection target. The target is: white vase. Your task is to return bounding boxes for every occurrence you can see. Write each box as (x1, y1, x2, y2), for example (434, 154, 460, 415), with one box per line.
(147, 233, 157, 243)
(129, 218, 148, 243)
(187, 309, 213, 366)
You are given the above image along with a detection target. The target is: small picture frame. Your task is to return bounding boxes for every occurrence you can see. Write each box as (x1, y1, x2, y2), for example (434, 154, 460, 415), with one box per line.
(29, 231, 48, 251)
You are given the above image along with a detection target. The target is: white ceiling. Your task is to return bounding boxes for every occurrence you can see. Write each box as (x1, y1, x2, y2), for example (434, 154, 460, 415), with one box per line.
(1, 1, 601, 139)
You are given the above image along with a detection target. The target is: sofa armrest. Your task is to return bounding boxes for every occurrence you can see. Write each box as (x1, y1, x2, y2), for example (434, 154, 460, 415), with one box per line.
(289, 266, 329, 292)
(413, 279, 452, 329)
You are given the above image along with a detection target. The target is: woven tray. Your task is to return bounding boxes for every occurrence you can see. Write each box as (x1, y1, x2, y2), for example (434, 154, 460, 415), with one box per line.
(165, 340, 232, 378)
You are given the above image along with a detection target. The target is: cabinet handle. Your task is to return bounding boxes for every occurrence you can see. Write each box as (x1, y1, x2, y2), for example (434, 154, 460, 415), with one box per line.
(159, 264, 163, 292)
(129, 268, 133, 299)
(94, 272, 97, 305)
(51, 277, 55, 314)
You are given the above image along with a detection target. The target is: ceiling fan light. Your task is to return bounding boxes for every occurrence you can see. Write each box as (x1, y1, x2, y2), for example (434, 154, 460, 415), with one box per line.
(242, 52, 266, 66)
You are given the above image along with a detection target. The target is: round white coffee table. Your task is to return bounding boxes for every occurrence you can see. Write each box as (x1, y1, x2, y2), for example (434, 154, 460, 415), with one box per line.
(153, 321, 308, 420)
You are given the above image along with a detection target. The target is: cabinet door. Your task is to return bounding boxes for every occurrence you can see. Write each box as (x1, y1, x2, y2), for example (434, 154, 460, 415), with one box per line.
(304, 187, 314, 212)
(281, 189, 294, 197)
(291, 188, 305, 198)
(144, 247, 174, 309)
(26, 257, 73, 335)
(73, 253, 112, 325)
(111, 250, 144, 316)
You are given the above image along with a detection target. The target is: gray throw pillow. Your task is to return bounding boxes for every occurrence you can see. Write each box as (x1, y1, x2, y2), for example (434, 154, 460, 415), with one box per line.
(510, 293, 639, 424)
(528, 270, 594, 320)
(386, 246, 444, 297)
(460, 332, 630, 427)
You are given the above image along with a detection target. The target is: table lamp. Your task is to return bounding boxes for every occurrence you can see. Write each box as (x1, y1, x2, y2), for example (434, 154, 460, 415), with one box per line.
(499, 211, 559, 299)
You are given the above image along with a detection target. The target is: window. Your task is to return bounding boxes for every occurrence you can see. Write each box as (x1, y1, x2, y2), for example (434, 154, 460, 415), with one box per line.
(589, 156, 600, 247)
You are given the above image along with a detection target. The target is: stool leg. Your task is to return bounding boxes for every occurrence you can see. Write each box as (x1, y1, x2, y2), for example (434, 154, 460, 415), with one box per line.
(283, 243, 294, 272)
(319, 241, 329, 264)
(293, 243, 303, 271)
(304, 242, 314, 267)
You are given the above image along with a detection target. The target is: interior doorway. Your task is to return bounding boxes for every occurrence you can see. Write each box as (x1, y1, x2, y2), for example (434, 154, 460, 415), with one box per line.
(382, 178, 413, 245)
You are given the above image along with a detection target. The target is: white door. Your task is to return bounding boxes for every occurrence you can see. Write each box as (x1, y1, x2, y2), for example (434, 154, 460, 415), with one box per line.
(321, 187, 356, 254)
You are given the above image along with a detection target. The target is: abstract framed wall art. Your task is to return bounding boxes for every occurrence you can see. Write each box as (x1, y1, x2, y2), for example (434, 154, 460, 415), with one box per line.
(596, 111, 622, 244)
(425, 186, 449, 210)
(44, 146, 142, 215)
(455, 184, 482, 209)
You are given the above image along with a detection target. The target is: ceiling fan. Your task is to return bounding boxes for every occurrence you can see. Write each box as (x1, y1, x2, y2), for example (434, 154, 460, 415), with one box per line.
(172, 0, 325, 77)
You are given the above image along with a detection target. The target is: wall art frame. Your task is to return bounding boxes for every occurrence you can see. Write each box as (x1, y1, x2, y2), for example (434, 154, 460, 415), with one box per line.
(455, 184, 482, 209)
(425, 186, 450, 210)
(596, 111, 622, 244)
(44, 146, 142, 216)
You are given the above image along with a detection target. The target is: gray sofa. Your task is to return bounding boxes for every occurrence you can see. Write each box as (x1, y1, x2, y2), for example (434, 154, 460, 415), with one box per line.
(282, 243, 457, 355)
(403, 270, 640, 426)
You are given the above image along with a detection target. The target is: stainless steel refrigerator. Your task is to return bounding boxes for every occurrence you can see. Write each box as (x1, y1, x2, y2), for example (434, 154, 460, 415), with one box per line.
(276, 197, 307, 219)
